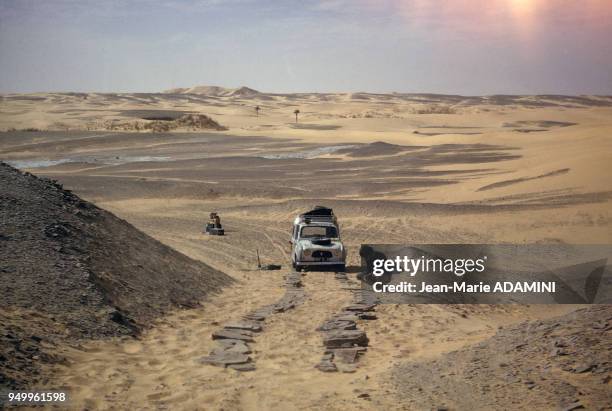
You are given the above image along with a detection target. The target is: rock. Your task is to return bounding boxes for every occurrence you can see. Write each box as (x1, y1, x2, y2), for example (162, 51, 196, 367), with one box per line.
(357, 313, 377, 320)
(345, 304, 375, 312)
(224, 321, 262, 332)
(333, 313, 359, 322)
(341, 365, 358, 373)
(109, 310, 134, 328)
(243, 313, 267, 321)
(225, 342, 252, 355)
(273, 301, 296, 312)
(200, 352, 250, 366)
(331, 347, 366, 364)
(317, 320, 357, 332)
(551, 348, 568, 356)
(316, 360, 337, 372)
(323, 330, 369, 348)
(252, 306, 276, 316)
(573, 364, 595, 374)
(321, 352, 334, 361)
(228, 362, 256, 372)
(212, 329, 254, 342)
(216, 339, 244, 347)
(560, 401, 584, 411)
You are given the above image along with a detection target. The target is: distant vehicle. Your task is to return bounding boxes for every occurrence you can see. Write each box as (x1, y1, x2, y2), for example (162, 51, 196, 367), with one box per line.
(291, 206, 346, 271)
(205, 212, 224, 235)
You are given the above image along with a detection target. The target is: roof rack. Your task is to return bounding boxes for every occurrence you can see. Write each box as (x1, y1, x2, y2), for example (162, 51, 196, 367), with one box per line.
(297, 206, 337, 225)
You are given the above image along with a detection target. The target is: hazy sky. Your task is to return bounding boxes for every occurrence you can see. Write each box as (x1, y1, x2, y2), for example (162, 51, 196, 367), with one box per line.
(1, 0, 611, 94)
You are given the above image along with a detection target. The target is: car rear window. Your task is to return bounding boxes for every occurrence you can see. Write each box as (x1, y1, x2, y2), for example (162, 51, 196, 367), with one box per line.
(301, 226, 338, 238)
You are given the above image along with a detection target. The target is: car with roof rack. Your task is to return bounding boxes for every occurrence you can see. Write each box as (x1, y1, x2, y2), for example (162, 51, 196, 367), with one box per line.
(290, 206, 346, 272)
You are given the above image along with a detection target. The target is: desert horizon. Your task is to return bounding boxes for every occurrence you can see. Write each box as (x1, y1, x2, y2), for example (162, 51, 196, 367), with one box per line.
(6, 84, 612, 95)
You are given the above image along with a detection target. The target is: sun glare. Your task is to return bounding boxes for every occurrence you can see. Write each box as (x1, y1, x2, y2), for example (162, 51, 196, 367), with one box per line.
(508, 0, 534, 11)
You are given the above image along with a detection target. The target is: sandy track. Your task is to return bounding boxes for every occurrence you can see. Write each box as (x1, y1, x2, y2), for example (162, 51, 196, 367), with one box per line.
(48, 270, 577, 410)
(49, 270, 360, 410)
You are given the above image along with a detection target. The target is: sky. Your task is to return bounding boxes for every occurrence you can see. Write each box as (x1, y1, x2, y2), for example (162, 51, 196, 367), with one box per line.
(1, 0, 611, 95)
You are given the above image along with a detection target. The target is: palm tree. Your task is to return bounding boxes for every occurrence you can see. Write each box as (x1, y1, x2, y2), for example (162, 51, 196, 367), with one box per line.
(255, 106, 260, 117)
(293, 109, 300, 123)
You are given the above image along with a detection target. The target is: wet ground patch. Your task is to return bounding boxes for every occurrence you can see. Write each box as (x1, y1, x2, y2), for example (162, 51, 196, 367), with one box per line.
(289, 124, 342, 130)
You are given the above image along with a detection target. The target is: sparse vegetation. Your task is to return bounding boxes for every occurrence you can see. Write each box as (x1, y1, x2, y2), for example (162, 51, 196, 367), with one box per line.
(294, 109, 300, 123)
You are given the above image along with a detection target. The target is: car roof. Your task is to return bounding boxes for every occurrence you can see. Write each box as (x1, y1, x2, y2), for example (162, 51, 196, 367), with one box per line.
(299, 222, 337, 227)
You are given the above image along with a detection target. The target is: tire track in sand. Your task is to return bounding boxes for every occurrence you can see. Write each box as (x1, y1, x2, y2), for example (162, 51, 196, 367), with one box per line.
(200, 271, 305, 371)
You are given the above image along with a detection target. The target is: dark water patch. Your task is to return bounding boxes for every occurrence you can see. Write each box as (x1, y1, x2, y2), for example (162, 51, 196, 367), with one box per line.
(413, 131, 482, 136)
(503, 120, 577, 128)
(260, 145, 355, 159)
(338, 141, 419, 157)
(119, 109, 194, 120)
(290, 124, 342, 130)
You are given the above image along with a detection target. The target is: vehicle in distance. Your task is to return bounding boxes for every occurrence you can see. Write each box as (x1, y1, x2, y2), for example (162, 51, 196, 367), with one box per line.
(291, 206, 346, 271)
(204, 212, 224, 235)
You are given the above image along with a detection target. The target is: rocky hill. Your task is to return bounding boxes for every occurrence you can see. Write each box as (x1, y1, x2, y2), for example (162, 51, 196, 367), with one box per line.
(0, 162, 233, 389)
(392, 305, 612, 410)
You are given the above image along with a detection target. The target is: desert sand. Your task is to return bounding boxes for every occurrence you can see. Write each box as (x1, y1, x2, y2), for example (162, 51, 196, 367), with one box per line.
(1, 87, 611, 410)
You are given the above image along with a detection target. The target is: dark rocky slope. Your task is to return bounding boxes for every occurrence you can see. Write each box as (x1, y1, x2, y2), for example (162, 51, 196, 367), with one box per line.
(0, 162, 232, 389)
(392, 305, 612, 410)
